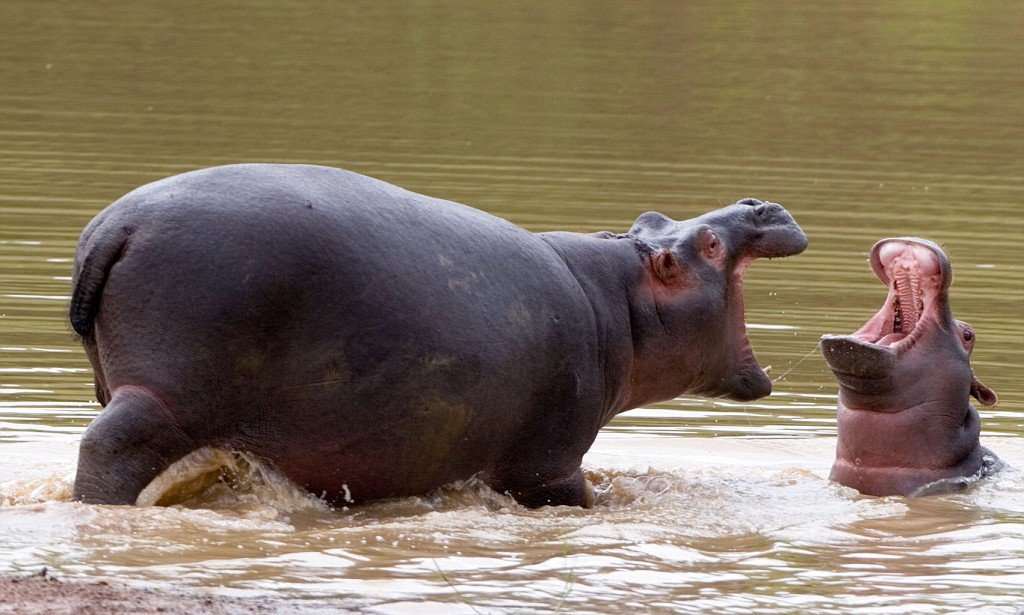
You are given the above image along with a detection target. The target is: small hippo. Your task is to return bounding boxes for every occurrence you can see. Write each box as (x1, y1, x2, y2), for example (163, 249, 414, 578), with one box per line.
(821, 238, 999, 497)
(70, 164, 807, 507)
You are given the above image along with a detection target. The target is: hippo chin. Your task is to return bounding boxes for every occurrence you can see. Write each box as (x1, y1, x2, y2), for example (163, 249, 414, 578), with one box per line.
(69, 164, 807, 508)
(821, 237, 999, 497)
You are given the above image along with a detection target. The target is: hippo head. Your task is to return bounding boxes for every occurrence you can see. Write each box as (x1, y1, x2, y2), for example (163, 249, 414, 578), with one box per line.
(820, 238, 996, 410)
(819, 238, 998, 496)
(626, 198, 808, 404)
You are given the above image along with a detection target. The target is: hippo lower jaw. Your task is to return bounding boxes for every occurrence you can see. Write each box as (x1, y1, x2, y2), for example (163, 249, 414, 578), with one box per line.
(722, 266, 773, 401)
(819, 334, 896, 388)
(706, 257, 780, 401)
(725, 292, 774, 401)
(721, 360, 773, 401)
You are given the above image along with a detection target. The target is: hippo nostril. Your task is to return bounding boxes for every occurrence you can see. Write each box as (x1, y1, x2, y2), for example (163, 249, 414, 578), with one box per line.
(736, 198, 763, 207)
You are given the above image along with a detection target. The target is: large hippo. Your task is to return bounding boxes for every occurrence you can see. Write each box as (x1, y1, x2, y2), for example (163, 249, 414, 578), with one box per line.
(70, 164, 807, 507)
(821, 238, 999, 497)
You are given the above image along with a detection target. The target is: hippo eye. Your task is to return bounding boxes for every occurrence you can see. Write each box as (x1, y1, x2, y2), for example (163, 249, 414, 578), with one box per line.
(963, 328, 974, 342)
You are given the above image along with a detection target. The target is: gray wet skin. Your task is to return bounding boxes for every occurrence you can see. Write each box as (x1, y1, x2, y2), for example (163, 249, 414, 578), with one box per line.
(820, 238, 999, 497)
(70, 164, 807, 508)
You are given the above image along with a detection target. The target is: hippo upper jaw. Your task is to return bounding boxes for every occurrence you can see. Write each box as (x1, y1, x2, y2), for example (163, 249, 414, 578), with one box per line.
(732, 198, 809, 260)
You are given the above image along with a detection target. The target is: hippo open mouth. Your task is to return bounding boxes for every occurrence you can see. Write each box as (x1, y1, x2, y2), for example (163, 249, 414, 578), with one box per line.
(820, 238, 951, 378)
(850, 238, 949, 350)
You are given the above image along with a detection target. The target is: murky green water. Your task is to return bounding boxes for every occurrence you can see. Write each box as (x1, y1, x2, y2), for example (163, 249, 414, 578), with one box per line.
(2, 1, 1022, 613)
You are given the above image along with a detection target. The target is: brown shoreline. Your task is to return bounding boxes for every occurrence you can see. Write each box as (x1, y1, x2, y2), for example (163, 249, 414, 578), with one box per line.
(0, 569, 350, 615)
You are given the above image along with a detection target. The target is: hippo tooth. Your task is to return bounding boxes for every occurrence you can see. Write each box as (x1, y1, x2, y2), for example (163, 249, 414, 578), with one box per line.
(762, 365, 772, 375)
(913, 270, 924, 316)
(892, 294, 903, 334)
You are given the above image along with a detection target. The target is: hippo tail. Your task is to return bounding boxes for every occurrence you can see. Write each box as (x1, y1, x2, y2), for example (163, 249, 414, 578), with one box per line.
(70, 220, 131, 337)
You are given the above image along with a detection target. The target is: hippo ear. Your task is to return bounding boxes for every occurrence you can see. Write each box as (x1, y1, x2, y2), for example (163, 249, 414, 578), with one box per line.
(970, 373, 998, 407)
(630, 211, 674, 236)
(652, 248, 682, 284)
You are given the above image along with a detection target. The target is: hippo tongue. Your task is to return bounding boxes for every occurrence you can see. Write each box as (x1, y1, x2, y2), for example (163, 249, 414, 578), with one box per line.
(876, 332, 904, 346)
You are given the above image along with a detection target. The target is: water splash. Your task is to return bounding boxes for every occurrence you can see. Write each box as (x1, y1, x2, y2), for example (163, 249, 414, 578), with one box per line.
(0, 472, 73, 506)
(136, 446, 330, 513)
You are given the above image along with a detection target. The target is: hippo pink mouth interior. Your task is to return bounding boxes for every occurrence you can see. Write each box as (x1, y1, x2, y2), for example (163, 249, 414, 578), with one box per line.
(848, 241, 944, 350)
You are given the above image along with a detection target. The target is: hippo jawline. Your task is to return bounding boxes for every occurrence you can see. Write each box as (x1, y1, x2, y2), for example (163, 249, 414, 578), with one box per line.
(821, 237, 947, 378)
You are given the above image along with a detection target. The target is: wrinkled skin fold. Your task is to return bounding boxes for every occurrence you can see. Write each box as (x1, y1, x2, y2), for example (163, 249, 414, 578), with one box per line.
(820, 237, 999, 497)
(70, 164, 807, 508)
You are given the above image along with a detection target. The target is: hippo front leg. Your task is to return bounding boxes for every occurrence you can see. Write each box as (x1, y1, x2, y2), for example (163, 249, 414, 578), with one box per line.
(73, 386, 200, 504)
(514, 468, 596, 508)
(489, 465, 595, 509)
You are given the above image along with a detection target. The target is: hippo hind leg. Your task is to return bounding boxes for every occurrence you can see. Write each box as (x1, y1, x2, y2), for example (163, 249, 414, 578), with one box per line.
(73, 386, 200, 505)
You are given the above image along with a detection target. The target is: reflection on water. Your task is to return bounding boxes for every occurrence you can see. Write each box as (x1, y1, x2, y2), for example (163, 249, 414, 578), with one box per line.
(1, 0, 1022, 612)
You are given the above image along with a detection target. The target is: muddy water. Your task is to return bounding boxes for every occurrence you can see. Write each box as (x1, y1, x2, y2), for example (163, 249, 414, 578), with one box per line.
(1, 1, 1022, 612)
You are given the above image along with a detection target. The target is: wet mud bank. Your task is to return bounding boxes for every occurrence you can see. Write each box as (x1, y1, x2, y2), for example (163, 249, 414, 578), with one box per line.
(0, 569, 341, 615)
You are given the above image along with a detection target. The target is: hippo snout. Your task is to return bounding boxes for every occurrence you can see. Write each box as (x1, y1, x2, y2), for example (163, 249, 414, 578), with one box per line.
(743, 200, 809, 259)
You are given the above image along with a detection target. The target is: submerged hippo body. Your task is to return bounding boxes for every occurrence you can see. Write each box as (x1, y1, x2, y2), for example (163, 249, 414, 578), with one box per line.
(821, 238, 999, 497)
(71, 164, 807, 507)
